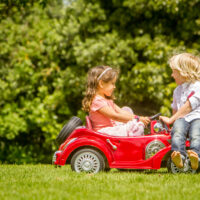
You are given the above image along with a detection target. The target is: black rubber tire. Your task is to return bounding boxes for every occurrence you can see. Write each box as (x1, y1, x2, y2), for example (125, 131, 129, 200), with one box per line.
(56, 116, 83, 145)
(71, 148, 105, 173)
(167, 157, 173, 173)
(167, 157, 183, 174)
(104, 167, 111, 172)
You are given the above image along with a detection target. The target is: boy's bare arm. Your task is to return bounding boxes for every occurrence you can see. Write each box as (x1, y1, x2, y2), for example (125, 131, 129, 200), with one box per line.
(170, 100, 192, 122)
(172, 109, 177, 115)
(160, 100, 192, 125)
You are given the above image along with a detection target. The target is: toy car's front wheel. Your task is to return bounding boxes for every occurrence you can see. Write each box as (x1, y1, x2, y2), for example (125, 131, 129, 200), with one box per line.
(167, 157, 196, 174)
(71, 149, 105, 173)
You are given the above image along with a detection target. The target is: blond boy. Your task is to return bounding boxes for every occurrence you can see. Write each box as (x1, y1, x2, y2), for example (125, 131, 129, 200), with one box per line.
(160, 53, 200, 170)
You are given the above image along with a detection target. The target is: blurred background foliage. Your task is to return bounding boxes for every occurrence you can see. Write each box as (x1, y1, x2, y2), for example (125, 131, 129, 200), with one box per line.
(0, 0, 200, 163)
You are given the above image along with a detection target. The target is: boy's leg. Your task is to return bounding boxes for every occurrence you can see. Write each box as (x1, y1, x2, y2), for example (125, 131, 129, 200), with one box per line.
(188, 119, 200, 170)
(171, 118, 190, 167)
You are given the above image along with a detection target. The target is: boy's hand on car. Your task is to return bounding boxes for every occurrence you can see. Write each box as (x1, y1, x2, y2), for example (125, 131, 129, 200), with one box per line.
(159, 116, 173, 125)
(140, 116, 150, 126)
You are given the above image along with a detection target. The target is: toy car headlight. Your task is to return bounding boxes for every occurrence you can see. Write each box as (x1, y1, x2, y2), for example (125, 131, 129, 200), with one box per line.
(52, 150, 62, 164)
(153, 122, 163, 133)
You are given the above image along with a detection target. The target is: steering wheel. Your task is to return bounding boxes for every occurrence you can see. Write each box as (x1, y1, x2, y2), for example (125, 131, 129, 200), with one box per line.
(149, 113, 169, 132)
(149, 113, 161, 120)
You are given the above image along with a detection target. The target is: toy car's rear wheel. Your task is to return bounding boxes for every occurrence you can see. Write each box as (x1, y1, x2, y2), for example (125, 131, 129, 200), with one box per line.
(167, 157, 196, 174)
(56, 116, 83, 145)
(71, 149, 105, 173)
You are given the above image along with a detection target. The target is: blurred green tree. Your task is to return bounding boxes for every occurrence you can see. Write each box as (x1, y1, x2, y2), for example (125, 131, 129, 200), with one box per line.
(0, 0, 200, 163)
(0, 0, 52, 20)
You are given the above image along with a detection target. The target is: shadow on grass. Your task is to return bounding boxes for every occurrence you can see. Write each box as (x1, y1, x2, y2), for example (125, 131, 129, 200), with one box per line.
(112, 168, 169, 175)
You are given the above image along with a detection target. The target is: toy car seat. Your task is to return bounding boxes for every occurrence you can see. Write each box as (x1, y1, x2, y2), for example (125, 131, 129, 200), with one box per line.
(86, 116, 93, 130)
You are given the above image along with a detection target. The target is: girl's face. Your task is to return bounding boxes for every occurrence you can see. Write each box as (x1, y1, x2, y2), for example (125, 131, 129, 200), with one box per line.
(98, 77, 117, 97)
(171, 69, 186, 85)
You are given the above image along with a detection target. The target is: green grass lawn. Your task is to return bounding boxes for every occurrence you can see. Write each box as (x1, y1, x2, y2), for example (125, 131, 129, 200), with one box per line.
(0, 165, 200, 200)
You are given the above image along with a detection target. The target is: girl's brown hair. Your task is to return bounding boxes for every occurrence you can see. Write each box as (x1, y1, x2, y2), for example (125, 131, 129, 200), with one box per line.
(82, 66, 119, 112)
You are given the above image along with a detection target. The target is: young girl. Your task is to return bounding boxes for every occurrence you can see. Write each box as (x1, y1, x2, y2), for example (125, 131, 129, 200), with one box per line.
(82, 66, 150, 137)
(159, 53, 200, 170)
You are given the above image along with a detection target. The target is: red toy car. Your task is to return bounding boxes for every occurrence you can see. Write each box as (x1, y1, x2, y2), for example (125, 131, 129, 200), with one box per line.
(52, 114, 195, 174)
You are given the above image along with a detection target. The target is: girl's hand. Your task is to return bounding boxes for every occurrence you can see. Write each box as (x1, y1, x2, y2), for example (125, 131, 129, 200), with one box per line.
(159, 116, 173, 125)
(140, 116, 150, 126)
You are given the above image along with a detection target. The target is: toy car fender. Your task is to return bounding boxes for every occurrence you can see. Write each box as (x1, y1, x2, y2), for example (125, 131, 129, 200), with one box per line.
(56, 129, 115, 166)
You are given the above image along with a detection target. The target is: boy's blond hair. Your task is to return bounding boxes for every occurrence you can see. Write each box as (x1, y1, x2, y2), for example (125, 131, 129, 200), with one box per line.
(169, 53, 200, 82)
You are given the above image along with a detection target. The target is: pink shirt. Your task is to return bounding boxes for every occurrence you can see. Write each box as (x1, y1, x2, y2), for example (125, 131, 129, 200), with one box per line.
(89, 95, 116, 131)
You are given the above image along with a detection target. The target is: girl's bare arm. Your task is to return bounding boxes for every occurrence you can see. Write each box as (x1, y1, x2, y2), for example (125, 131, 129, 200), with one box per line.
(114, 104, 150, 125)
(98, 104, 150, 126)
(98, 106, 134, 123)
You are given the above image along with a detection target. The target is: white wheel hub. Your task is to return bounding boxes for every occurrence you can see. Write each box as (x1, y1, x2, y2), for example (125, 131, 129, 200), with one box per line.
(74, 152, 100, 173)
